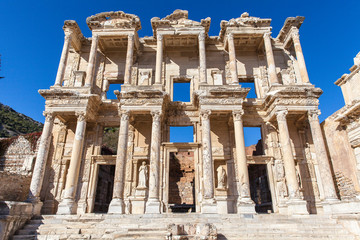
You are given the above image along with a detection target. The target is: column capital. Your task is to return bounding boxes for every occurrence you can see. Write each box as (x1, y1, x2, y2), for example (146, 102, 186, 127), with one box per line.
(64, 32, 72, 41)
(232, 110, 244, 121)
(43, 111, 55, 122)
(75, 111, 87, 122)
(92, 34, 99, 41)
(275, 109, 288, 122)
(263, 32, 272, 39)
(120, 110, 130, 121)
(198, 32, 206, 41)
(157, 34, 163, 41)
(308, 110, 321, 122)
(290, 27, 300, 40)
(200, 109, 211, 120)
(151, 110, 162, 121)
(227, 32, 234, 41)
(127, 33, 134, 41)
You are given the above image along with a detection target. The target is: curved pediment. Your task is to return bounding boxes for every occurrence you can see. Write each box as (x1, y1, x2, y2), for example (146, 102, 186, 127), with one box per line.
(151, 10, 210, 36)
(219, 12, 271, 39)
(86, 11, 141, 31)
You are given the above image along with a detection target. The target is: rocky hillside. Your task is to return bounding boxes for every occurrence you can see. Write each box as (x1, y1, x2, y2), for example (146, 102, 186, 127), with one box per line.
(0, 103, 43, 138)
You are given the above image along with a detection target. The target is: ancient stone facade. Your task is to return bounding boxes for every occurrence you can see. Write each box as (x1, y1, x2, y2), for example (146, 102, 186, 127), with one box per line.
(26, 10, 360, 217)
(322, 52, 360, 207)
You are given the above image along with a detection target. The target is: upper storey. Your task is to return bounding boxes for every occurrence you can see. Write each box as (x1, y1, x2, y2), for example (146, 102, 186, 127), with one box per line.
(49, 10, 314, 103)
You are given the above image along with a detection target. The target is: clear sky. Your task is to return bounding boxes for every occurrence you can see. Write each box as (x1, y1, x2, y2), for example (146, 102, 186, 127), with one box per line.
(1, 0, 359, 145)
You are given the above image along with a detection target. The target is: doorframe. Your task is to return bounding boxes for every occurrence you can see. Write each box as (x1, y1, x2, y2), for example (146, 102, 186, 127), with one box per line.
(162, 142, 201, 213)
(247, 156, 276, 213)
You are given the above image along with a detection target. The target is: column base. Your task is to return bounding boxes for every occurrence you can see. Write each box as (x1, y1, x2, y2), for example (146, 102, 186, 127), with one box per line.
(286, 199, 308, 215)
(31, 201, 43, 216)
(76, 200, 87, 215)
(108, 198, 125, 214)
(237, 198, 256, 214)
(145, 199, 161, 214)
(57, 198, 77, 215)
(201, 199, 217, 214)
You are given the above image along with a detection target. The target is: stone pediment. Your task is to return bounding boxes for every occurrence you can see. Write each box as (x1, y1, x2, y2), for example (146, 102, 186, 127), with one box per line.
(151, 10, 210, 36)
(276, 16, 304, 43)
(219, 12, 271, 39)
(86, 11, 141, 31)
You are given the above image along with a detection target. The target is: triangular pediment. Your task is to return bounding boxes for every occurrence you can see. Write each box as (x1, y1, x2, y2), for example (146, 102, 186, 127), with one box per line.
(86, 11, 141, 31)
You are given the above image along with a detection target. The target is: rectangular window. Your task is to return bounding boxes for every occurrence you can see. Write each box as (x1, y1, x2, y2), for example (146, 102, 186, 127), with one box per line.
(239, 77, 257, 98)
(243, 127, 263, 155)
(173, 77, 191, 102)
(107, 83, 123, 99)
(170, 126, 194, 142)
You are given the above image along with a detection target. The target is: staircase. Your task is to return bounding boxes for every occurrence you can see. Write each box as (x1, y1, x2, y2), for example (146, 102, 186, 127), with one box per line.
(11, 213, 360, 240)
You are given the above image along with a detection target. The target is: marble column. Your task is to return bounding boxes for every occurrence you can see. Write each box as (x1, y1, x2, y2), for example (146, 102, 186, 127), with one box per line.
(198, 32, 207, 84)
(232, 110, 255, 213)
(146, 110, 162, 213)
(27, 111, 55, 215)
(275, 110, 301, 200)
(263, 32, 279, 85)
(154, 34, 163, 85)
(227, 33, 238, 85)
(124, 34, 134, 85)
(85, 34, 99, 87)
(57, 112, 87, 214)
(291, 27, 310, 84)
(308, 110, 338, 201)
(108, 111, 130, 214)
(54, 33, 72, 86)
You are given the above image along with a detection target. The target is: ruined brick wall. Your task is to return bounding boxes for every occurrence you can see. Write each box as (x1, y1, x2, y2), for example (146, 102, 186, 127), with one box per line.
(0, 135, 40, 201)
(169, 152, 195, 205)
(0, 172, 31, 201)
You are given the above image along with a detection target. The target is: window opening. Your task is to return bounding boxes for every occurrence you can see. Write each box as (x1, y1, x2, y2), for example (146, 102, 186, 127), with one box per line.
(244, 127, 263, 155)
(170, 126, 194, 143)
(107, 83, 123, 100)
(173, 78, 191, 102)
(101, 127, 119, 155)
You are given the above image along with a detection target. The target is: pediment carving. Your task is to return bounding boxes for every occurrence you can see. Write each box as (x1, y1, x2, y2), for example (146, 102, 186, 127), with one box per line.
(86, 11, 141, 30)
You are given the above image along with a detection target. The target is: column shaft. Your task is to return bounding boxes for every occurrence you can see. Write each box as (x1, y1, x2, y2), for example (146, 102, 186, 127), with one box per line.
(232, 111, 252, 201)
(308, 110, 338, 200)
(276, 110, 301, 199)
(264, 33, 279, 85)
(28, 112, 54, 213)
(200, 110, 214, 199)
(54, 33, 71, 86)
(291, 28, 310, 83)
(227, 33, 238, 84)
(108, 111, 130, 213)
(57, 112, 87, 214)
(154, 34, 163, 85)
(85, 34, 99, 87)
(148, 110, 162, 199)
(124, 34, 134, 85)
(198, 32, 207, 84)
(146, 110, 162, 213)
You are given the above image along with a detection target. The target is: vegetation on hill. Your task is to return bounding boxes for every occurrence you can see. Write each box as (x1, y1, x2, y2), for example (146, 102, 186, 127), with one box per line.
(0, 103, 43, 138)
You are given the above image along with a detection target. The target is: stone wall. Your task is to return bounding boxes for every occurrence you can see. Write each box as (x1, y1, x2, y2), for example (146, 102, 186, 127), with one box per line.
(0, 172, 31, 201)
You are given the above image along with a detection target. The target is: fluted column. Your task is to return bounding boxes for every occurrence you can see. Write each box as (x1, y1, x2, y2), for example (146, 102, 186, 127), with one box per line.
(57, 111, 87, 214)
(198, 32, 207, 84)
(124, 34, 134, 85)
(227, 33, 238, 85)
(85, 34, 99, 87)
(291, 27, 310, 84)
(200, 110, 214, 199)
(308, 110, 338, 201)
(108, 111, 130, 214)
(275, 110, 301, 200)
(154, 34, 163, 85)
(146, 110, 162, 213)
(232, 111, 252, 202)
(263, 32, 279, 85)
(27, 111, 55, 215)
(54, 33, 72, 86)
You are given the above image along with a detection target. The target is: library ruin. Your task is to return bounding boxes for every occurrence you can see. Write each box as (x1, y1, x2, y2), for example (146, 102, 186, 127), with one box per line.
(2, 9, 360, 240)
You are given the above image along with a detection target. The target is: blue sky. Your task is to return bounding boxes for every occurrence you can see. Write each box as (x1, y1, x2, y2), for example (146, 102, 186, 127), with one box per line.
(1, 0, 359, 145)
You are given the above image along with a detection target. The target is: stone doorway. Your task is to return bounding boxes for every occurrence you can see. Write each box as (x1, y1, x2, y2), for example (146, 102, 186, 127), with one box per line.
(168, 152, 195, 212)
(248, 164, 273, 213)
(93, 165, 115, 213)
